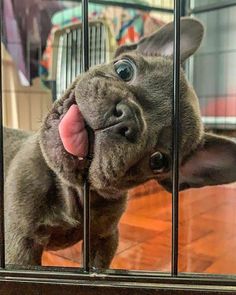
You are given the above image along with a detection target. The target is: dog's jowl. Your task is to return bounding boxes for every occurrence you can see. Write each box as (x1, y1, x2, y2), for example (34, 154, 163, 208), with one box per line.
(3, 18, 236, 267)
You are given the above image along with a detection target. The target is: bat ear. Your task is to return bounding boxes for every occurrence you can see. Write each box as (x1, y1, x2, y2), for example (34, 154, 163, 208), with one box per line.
(158, 133, 236, 192)
(114, 17, 204, 63)
(178, 133, 236, 190)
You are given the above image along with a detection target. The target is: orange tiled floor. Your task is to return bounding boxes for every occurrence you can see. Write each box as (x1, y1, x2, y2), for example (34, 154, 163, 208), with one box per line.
(42, 181, 236, 275)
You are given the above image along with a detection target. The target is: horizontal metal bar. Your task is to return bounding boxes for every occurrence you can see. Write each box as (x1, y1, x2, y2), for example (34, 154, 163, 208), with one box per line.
(1, 268, 236, 287)
(64, 0, 174, 14)
(0, 280, 236, 295)
(190, 0, 236, 14)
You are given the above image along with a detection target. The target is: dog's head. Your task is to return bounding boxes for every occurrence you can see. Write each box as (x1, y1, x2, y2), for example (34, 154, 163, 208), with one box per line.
(40, 18, 236, 197)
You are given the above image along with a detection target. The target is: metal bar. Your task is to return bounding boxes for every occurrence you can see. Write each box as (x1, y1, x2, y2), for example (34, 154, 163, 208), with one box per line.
(83, 178, 90, 273)
(0, 0, 5, 269)
(171, 0, 181, 277)
(70, 30, 73, 84)
(79, 29, 82, 75)
(64, 0, 173, 14)
(190, 0, 236, 14)
(82, 0, 90, 273)
(1, 279, 236, 295)
(1, 268, 236, 289)
(65, 33, 69, 89)
(89, 26, 92, 67)
(82, 0, 89, 73)
(72, 30, 76, 80)
(98, 24, 102, 64)
(75, 30, 78, 77)
(1, 280, 236, 295)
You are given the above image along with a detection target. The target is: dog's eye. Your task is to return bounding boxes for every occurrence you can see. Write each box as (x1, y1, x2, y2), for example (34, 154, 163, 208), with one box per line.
(150, 152, 169, 174)
(114, 59, 135, 82)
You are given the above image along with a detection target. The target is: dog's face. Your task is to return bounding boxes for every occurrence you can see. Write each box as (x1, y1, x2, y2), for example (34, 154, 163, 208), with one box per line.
(74, 52, 202, 196)
(40, 18, 236, 197)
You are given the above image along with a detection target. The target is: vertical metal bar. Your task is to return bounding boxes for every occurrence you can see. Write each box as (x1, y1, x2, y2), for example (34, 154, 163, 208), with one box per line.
(75, 29, 78, 77)
(26, 7, 31, 86)
(0, 0, 5, 269)
(95, 25, 98, 66)
(82, 0, 90, 273)
(82, 0, 89, 72)
(98, 24, 102, 64)
(70, 30, 73, 84)
(171, 0, 181, 276)
(91, 26, 95, 67)
(79, 29, 82, 75)
(89, 26, 92, 68)
(65, 33, 69, 89)
(59, 36, 63, 96)
(72, 30, 76, 80)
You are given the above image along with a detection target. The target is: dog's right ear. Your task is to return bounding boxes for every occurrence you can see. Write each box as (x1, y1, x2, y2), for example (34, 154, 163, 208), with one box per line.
(179, 133, 236, 190)
(115, 17, 204, 63)
(159, 133, 236, 192)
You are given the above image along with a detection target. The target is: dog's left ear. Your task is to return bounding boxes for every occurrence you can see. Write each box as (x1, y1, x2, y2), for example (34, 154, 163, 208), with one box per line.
(115, 17, 204, 63)
(179, 133, 236, 190)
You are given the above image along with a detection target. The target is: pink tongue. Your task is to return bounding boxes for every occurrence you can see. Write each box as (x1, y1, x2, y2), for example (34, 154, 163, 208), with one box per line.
(59, 104, 88, 158)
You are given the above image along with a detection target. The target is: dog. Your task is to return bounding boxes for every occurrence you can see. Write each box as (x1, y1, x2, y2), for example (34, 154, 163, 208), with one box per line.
(3, 17, 236, 268)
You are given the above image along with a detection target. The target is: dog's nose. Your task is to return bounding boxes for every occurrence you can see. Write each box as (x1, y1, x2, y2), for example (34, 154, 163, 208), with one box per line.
(111, 102, 139, 142)
(113, 102, 133, 119)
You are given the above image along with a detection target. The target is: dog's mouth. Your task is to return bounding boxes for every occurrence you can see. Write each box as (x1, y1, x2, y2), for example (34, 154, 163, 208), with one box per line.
(58, 101, 125, 162)
(59, 103, 95, 160)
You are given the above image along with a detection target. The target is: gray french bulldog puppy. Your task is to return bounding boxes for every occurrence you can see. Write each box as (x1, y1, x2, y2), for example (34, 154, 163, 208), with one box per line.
(3, 17, 236, 267)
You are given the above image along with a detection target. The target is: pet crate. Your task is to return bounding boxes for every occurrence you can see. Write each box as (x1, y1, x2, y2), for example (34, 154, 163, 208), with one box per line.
(1, 0, 236, 294)
(49, 19, 116, 99)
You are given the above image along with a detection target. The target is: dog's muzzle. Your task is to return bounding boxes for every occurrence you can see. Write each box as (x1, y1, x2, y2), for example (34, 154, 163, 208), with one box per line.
(95, 101, 141, 143)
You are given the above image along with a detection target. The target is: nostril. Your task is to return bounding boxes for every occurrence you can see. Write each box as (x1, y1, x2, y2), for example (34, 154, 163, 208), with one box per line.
(109, 102, 139, 142)
(117, 124, 136, 142)
(111, 121, 138, 142)
(119, 126, 129, 137)
(113, 105, 123, 118)
(114, 102, 131, 119)
(124, 127, 136, 142)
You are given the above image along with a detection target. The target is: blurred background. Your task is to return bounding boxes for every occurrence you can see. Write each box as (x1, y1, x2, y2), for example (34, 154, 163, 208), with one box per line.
(1, 0, 236, 275)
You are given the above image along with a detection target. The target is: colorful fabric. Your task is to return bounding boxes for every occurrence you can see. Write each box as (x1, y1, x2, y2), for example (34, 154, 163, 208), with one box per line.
(3, 0, 65, 84)
(116, 12, 165, 45)
(40, 5, 165, 79)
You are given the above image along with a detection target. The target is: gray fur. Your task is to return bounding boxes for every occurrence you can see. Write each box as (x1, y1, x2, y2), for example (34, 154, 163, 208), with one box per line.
(4, 18, 236, 268)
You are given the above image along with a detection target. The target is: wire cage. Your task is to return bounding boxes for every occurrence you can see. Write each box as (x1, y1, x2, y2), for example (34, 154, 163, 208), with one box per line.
(1, 0, 236, 294)
(188, 0, 236, 132)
